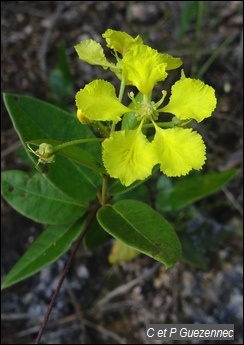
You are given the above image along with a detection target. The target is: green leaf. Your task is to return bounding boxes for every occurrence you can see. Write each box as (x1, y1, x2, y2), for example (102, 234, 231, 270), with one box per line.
(16, 146, 33, 167)
(1, 170, 86, 224)
(1, 218, 86, 289)
(109, 165, 158, 196)
(49, 41, 74, 98)
(179, 1, 199, 40)
(97, 200, 182, 268)
(83, 217, 111, 249)
(156, 169, 238, 212)
(3, 93, 102, 203)
(112, 183, 150, 203)
(109, 178, 145, 196)
(178, 234, 208, 270)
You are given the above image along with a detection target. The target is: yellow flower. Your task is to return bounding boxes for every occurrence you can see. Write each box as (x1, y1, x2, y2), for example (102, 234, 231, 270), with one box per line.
(102, 29, 143, 55)
(74, 39, 115, 69)
(152, 126, 206, 177)
(121, 45, 168, 94)
(160, 76, 217, 122)
(76, 109, 91, 124)
(75, 80, 131, 123)
(102, 125, 156, 186)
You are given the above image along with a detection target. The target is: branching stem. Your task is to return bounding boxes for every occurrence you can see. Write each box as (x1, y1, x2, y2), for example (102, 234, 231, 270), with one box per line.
(35, 209, 97, 344)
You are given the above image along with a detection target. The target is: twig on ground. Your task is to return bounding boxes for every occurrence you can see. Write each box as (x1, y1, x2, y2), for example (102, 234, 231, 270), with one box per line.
(65, 279, 127, 344)
(95, 262, 161, 308)
(222, 187, 243, 216)
(1, 313, 30, 321)
(38, 3, 65, 74)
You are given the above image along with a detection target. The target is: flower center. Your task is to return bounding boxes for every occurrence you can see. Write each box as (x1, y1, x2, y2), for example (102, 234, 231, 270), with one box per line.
(136, 100, 159, 121)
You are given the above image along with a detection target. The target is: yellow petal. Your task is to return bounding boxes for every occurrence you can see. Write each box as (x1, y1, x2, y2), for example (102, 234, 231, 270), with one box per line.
(77, 109, 91, 124)
(102, 127, 156, 186)
(75, 80, 131, 123)
(160, 78, 217, 122)
(74, 39, 115, 69)
(102, 29, 143, 55)
(108, 239, 140, 264)
(121, 45, 168, 94)
(152, 127, 206, 177)
(160, 53, 183, 70)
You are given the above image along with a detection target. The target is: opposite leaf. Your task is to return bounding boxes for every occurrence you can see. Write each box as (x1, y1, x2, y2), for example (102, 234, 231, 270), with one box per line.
(3, 93, 101, 203)
(156, 169, 238, 212)
(97, 200, 182, 268)
(1, 170, 86, 224)
(1, 218, 86, 289)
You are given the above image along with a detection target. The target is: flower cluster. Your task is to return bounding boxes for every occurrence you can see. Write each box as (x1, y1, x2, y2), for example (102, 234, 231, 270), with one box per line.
(75, 29, 217, 186)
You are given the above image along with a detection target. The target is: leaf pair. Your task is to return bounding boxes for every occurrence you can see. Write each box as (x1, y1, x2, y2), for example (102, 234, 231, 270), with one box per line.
(1, 182, 182, 288)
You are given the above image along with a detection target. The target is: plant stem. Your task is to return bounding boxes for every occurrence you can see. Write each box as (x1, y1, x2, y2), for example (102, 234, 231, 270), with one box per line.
(111, 77, 126, 133)
(101, 173, 109, 205)
(118, 77, 126, 103)
(95, 122, 110, 137)
(35, 210, 97, 344)
(143, 121, 174, 129)
(53, 138, 103, 153)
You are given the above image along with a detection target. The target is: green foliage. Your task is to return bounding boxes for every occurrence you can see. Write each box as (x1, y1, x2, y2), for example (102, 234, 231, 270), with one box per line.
(1, 29, 238, 290)
(121, 92, 143, 130)
(179, 1, 204, 40)
(1, 170, 86, 224)
(97, 200, 182, 269)
(156, 169, 238, 212)
(27, 139, 105, 174)
(179, 233, 208, 270)
(3, 93, 101, 203)
(1, 218, 86, 289)
(49, 41, 74, 100)
(83, 217, 111, 249)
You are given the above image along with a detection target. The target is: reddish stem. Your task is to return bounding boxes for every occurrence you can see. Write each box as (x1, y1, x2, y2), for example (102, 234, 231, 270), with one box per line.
(35, 210, 97, 344)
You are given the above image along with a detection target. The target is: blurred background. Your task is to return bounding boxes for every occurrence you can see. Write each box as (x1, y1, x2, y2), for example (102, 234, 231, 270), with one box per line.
(1, 1, 243, 344)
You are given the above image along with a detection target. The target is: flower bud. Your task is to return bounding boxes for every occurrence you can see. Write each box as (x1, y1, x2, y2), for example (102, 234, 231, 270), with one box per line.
(36, 143, 55, 163)
(77, 109, 91, 124)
